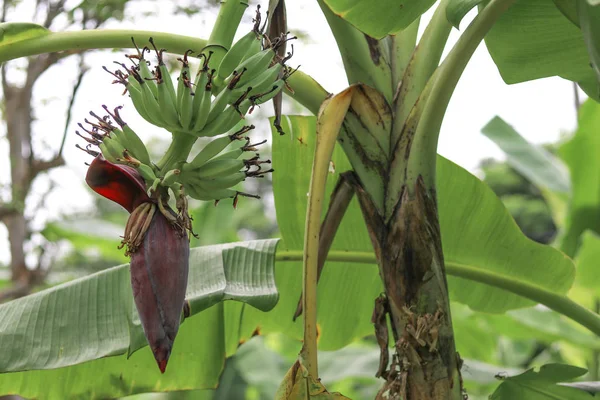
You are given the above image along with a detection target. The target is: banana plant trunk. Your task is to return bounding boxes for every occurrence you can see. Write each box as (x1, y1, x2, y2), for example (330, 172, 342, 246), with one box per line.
(353, 174, 463, 400)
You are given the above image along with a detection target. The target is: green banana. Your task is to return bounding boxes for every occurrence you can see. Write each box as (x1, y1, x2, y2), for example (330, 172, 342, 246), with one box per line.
(250, 79, 285, 106)
(177, 51, 193, 111)
(99, 142, 119, 163)
(179, 74, 195, 130)
(150, 38, 178, 107)
(194, 172, 246, 191)
(156, 67, 181, 128)
(101, 105, 152, 166)
(217, 30, 261, 81)
(198, 99, 253, 138)
(121, 124, 151, 166)
(191, 68, 211, 132)
(130, 43, 158, 99)
(224, 48, 275, 88)
(191, 158, 245, 178)
(102, 136, 126, 162)
(136, 163, 158, 183)
(211, 136, 266, 162)
(231, 63, 282, 98)
(185, 184, 237, 202)
(205, 86, 236, 125)
(127, 72, 164, 127)
(126, 77, 156, 125)
(139, 79, 167, 128)
(187, 126, 250, 168)
(239, 34, 262, 64)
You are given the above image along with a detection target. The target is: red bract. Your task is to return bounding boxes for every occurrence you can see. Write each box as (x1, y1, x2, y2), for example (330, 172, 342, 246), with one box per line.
(85, 155, 150, 212)
(85, 155, 189, 374)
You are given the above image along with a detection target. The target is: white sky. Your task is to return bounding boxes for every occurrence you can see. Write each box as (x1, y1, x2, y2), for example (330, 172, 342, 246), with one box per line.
(0, 1, 583, 264)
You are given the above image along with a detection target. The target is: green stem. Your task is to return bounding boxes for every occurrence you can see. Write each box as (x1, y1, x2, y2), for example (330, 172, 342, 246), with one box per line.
(389, 17, 420, 91)
(392, 0, 451, 147)
(202, 0, 248, 68)
(317, 0, 393, 103)
(0, 30, 207, 62)
(0, 29, 326, 115)
(275, 250, 600, 338)
(156, 132, 197, 173)
(285, 71, 329, 115)
(411, 0, 517, 186)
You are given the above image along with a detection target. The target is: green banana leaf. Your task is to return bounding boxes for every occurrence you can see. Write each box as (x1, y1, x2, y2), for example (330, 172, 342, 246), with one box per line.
(480, 115, 570, 224)
(558, 99, 600, 257)
(578, 0, 600, 87)
(42, 219, 128, 262)
(271, 116, 574, 321)
(321, 0, 436, 39)
(490, 363, 591, 399)
(0, 22, 48, 46)
(483, 0, 597, 92)
(481, 116, 570, 195)
(446, 0, 485, 28)
(0, 240, 279, 399)
(574, 231, 600, 293)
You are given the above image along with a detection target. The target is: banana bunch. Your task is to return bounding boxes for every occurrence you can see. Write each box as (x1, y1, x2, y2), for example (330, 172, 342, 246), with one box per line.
(176, 125, 273, 205)
(104, 28, 294, 140)
(75, 105, 157, 182)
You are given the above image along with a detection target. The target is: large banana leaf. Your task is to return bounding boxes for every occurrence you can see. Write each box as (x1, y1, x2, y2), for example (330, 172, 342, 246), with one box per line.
(578, 0, 600, 84)
(481, 116, 570, 195)
(490, 363, 591, 399)
(321, 0, 436, 39)
(271, 116, 574, 323)
(559, 100, 600, 257)
(0, 240, 279, 399)
(483, 0, 597, 90)
(480, 116, 570, 223)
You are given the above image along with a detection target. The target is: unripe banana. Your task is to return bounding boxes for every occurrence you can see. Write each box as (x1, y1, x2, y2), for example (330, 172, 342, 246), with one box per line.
(150, 38, 178, 108)
(136, 163, 158, 182)
(99, 142, 119, 163)
(177, 51, 193, 111)
(205, 86, 236, 125)
(195, 172, 246, 191)
(198, 99, 253, 138)
(101, 105, 152, 166)
(191, 158, 245, 178)
(250, 80, 285, 105)
(179, 76, 195, 130)
(240, 34, 262, 64)
(187, 128, 248, 168)
(127, 75, 157, 125)
(191, 69, 211, 132)
(225, 48, 275, 89)
(156, 68, 181, 129)
(121, 124, 152, 166)
(139, 80, 167, 128)
(186, 184, 237, 201)
(133, 48, 158, 99)
(217, 30, 261, 81)
(231, 63, 282, 98)
(102, 136, 126, 162)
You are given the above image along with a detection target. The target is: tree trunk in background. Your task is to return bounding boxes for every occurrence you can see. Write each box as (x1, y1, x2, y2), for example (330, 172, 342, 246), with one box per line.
(4, 78, 33, 287)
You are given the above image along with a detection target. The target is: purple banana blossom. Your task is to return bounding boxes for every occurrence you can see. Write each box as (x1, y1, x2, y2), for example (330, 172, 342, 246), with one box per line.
(86, 155, 189, 373)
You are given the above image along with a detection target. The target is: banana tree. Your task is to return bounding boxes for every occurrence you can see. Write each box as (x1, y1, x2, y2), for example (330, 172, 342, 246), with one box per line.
(1, 0, 600, 399)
